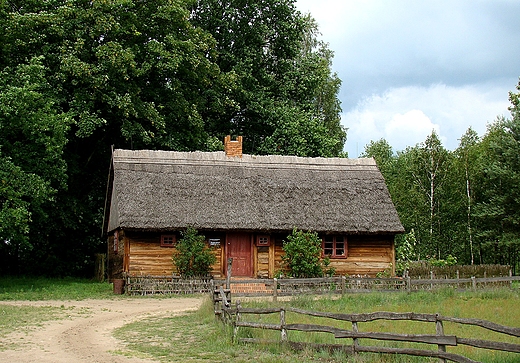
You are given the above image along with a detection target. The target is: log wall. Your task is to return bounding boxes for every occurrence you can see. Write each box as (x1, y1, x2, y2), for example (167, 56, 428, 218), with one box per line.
(118, 230, 395, 279)
(330, 235, 395, 276)
(124, 231, 224, 277)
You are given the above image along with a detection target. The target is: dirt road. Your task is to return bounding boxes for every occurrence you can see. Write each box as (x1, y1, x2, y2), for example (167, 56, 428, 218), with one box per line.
(0, 297, 203, 363)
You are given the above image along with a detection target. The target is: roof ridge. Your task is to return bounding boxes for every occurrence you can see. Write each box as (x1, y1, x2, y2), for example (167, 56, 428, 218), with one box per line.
(113, 149, 377, 168)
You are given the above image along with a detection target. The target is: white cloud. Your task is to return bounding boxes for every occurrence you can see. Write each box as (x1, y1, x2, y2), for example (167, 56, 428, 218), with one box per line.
(342, 83, 510, 157)
(385, 110, 440, 148)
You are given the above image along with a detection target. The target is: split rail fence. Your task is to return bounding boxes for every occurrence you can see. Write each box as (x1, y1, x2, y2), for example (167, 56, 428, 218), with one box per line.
(215, 293, 520, 363)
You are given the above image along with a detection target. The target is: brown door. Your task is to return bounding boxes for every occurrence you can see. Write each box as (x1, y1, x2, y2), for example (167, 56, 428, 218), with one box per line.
(226, 232, 252, 277)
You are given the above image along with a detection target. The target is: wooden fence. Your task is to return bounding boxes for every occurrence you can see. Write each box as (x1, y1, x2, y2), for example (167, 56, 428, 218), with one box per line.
(213, 275, 520, 299)
(124, 275, 213, 295)
(122, 274, 520, 295)
(217, 296, 520, 363)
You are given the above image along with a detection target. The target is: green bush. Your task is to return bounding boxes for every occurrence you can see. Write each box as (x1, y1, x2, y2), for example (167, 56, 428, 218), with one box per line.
(172, 227, 216, 278)
(282, 229, 330, 278)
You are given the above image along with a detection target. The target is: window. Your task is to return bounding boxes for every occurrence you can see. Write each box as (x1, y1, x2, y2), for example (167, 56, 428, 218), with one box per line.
(322, 236, 346, 258)
(161, 235, 176, 247)
(257, 235, 270, 246)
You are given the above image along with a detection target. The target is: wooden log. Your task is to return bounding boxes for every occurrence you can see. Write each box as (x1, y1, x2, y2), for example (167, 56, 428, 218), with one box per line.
(438, 315, 520, 337)
(456, 337, 520, 353)
(355, 345, 477, 363)
(287, 308, 438, 323)
(237, 307, 283, 314)
(235, 321, 281, 330)
(334, 331, 457, 346)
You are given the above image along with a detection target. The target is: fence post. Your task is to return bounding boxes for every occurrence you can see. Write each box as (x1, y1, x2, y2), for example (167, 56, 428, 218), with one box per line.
(226, 258, 233, 290)
(430, 271, 434, 290)
(273, 278, 278, 302)
(233, 300, 241, 343)
(510, 269, 513, 289)
(280, 308, 287, 342)
(435, 314, 446, 363)
(407, 276, 411, 293)
(471, 276, 476, 291)
(352, 321, 360, 353)
(341, 275, 346, 296)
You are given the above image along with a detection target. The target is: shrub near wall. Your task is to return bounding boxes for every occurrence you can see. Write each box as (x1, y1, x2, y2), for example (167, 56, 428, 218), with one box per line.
(408, 262, 511, 279)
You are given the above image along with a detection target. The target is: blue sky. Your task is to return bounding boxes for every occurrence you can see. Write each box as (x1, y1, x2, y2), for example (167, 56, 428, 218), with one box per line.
(295, 0, 520, 157)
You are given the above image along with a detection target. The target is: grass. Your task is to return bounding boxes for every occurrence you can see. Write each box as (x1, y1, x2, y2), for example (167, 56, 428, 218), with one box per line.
(0, 304, 86, 351)
(0, 276, 110, 351)
(114, 298, 338, 362)
(114, 288, 520, 363)
(1, 277, 518, 362)
(0, 276, 114, 300)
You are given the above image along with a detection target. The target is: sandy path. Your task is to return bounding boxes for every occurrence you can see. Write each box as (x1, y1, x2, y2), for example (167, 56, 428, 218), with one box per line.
(0, 297, 203, 363)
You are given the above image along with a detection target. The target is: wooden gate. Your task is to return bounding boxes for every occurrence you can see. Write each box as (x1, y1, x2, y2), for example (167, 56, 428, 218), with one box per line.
(226, 233, 252, 277)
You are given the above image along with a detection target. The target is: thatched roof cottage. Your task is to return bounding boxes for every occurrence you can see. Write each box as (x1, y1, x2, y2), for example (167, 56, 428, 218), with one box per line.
(104, 136, 404, 279)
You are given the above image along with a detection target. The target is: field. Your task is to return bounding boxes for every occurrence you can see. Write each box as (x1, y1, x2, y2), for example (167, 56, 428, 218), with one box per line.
(0, 277, 519, 362)
(115, 288, 520, 362)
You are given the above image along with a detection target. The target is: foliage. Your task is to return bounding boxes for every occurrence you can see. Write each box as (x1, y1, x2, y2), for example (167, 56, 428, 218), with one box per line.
(0, 0, 345, 276)
(429, 255, 457, 267)
(395, 229, 417, 276)
(0, 57, 70, 273)
(172, 227, 216, 278)
(282, 229, 328, 278)
(191, 0, 346, 156)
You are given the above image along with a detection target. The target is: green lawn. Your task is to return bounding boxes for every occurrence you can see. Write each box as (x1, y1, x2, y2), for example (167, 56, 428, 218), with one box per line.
(0, 276, 113, 300)
(115, 288, 520, 363)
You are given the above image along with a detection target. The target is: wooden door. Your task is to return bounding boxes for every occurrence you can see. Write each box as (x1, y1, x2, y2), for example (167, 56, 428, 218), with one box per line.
(226, 232, 252, 277)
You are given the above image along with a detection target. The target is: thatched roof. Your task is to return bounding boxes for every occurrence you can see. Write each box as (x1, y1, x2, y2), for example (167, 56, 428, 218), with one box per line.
(105, 149, 404, 234)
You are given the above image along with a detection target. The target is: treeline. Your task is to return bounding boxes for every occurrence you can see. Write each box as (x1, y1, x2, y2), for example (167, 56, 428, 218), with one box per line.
(362, 80, 520, 273)
(0, 0, 345, 276)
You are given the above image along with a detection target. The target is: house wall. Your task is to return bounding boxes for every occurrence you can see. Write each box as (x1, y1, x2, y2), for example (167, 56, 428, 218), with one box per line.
(120, 230, 224, 278)
(329, 235, 395, 276)
(256, 234, 395, 278)
(109, 230, 396, 279)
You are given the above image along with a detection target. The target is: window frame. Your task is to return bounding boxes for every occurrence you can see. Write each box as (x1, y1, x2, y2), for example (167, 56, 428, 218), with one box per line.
(322, 235, 347, 259)
(160, 234, 176, 248)
(256, 235, 270, 246)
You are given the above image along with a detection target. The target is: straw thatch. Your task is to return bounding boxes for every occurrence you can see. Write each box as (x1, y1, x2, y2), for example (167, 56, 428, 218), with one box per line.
(106, 149, 404, 234)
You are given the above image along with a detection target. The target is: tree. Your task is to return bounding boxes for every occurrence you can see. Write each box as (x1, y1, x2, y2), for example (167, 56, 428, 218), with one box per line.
(407, 131, 452, 259)
(191, 0, 346, 156)
(474, 113, 520, 270)
(361, 138, 395, 178)
(282, 229, 329, 278)
(454, 127, 480, 264)
(0, 0, 347, 276)
(0, 57, 70, 274)
(1, 0, 227, 275)
(172, 227, 216, 278)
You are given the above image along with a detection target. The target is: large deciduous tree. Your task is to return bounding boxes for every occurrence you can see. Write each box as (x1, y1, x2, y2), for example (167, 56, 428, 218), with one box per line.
(1, 0, 346, 275)
(0, 57, 70, 273)
(0, 0, 228, 275)
(191, 0, 346, 156)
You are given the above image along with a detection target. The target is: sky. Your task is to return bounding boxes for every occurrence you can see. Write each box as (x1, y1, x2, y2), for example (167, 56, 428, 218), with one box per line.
(295, 0, 520, 157)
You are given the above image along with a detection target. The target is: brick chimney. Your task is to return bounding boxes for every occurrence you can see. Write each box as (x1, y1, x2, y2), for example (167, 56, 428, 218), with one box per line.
(224, 135, 243, 157)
